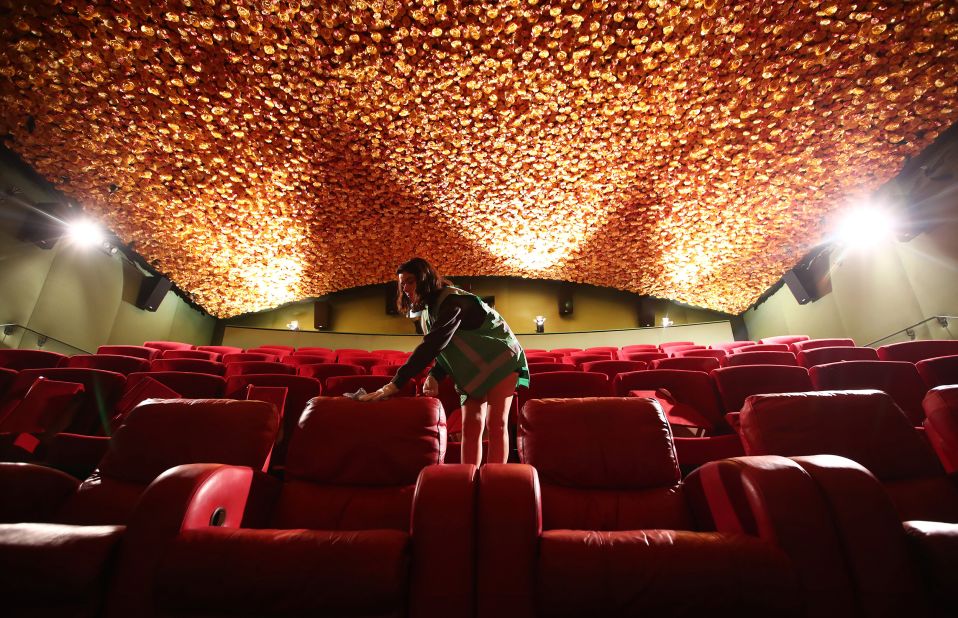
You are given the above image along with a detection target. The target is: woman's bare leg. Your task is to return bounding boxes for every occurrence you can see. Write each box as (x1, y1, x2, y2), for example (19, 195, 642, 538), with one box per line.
(485, 374, 518, 464)
(461, 398, 487, 466)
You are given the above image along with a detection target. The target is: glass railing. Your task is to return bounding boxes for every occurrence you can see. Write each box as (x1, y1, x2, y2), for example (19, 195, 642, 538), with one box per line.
(0, 324, 91, 355)
(865, 316, 958, 347)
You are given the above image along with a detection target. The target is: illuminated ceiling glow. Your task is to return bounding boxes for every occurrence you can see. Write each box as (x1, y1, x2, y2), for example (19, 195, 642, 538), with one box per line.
(1, 1, 956, 317)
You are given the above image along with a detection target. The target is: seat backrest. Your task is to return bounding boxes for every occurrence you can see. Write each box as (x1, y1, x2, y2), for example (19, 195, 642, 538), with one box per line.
(57, 399, 280, 526)
(740, 390, 958, 523)
(274, 397, 445, 531)
(584, 346, 619, 354)
(294, 347, 334, 355)
(196, 345, 243, 356)
(612, 369, 724, 429)
(916, 354, 958, 389)
(759, 335, 810, 345)
(282, 353, 335, 365)
(923, 386, 958, 473)
(709, 341, 757, 353)
(797, 346, 879, 368)
(739, 391, 941, 483)
(652, 356, 720, 372)
(143, 341, 194, 352)
(324, 374, 416, 397)
(522, 370, 610, 399)
(253, 345, 295, 353)
(150, 358, 226, 376)
(297, 362, 365, 382)
(734, 343, 789, 353)
(676, 349, 727, 360)
(3, 368, 127, 434)
(665, 345, 706, 355)
(725, 351, 798, 367)
(569, 352, 613, 366)
(370, 363, 404, 376)
(161, 349, 220, 361)
(221, 352, 278, 364)
(0, 367, 16, 399)
(877, 340, 958, 363)
(659, 341, 695, 350)
(621, 351, 668, 363)
(224, 374, 323, 469)
(790, 338, 855, 353)
(335, 349, 374, 362)
(808, 361, 927, 425)
(519, 397, 690, 531)
(97, 345, 160, 361)
(620, 344, 659, 352)
(579, 360, 646, 381)
(549, 348, 582, 355)
(62, 354, 151, 375)
(224, 361, 297, 378)
(125, 371, 226, 398)
(711, 365, 812, 413)
(0, 349, 67, 371)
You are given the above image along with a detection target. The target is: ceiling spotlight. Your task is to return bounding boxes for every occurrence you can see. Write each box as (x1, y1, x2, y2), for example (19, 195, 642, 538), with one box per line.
(66, 218, 105, 248)
(834, 204, 897, 251)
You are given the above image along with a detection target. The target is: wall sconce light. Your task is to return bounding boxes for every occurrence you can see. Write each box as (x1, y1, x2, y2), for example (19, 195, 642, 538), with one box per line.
(286, 320, 299, 331)
(535, 315, 546, 333)
(662, 317, 673, 328)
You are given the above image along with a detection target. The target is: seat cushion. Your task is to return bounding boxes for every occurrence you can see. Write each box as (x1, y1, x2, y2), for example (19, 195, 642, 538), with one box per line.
(155, 527, 409, 615)
(536, 529, 799, 617)
(0, 523, 124, 602)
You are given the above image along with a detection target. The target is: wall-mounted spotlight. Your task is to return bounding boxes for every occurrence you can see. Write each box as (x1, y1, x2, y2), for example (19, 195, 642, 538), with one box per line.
(534, 315, 546, 333)
(834, 204, 897, 252)
(662, 317, 673, 328)
(66, 218, 105, 248)
(287, 320, 300, 331)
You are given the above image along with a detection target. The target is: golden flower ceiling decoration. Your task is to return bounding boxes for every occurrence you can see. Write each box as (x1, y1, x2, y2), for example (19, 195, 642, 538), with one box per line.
(1, 0, 957, 317)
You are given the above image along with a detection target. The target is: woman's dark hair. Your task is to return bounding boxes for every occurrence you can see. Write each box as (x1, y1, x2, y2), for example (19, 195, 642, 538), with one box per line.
(396, 257, 451, 314)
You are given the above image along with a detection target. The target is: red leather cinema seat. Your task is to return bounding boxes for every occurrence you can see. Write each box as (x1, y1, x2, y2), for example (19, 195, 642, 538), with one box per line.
(478, 398, 808, 618)
(324, 374, 416, 397)
(143, 341, 194, 352)
(652, 356, 720, 372)
(96, 345, 160, 361)
(161, 349, 220, 361)
(923, 386, 958, 474)
(712, 365, 812, 414)
(725, 350, 798, 367)
(916, 355, 958, 389)
(223, 361, 296, 378)
(808, 361, 927, 425)
(527, 362, 575, 375)
(790, 338, 855, 353)
(0, 349, 67, 371)
(0, 399, 279, 618)
(578, 359, 646, 381)
(516, 371, 610, 411)
(797, 346, 879, 367)
(195, 345, 243, 357)
(61, 354, 151, 375)
(150, 358, 226, 376)
(125, 371, 226, 399)
(224, 374, 322, 471)
(877, 340, 958, 363)
(113, 397, 478, 618)
(0, 368, 127, 435)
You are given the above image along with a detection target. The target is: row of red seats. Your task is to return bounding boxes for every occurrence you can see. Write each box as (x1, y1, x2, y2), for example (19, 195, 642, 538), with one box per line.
(3, 390, 957, 616)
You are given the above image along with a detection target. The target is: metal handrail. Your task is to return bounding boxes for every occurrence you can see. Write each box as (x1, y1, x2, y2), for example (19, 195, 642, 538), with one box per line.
(865, 315, 956, 347)
(0, 323, 92, 354)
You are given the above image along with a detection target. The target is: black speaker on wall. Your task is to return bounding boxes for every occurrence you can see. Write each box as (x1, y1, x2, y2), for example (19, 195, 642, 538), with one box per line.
(136, 275, 172, 312)
(784, 252, 832, 305)
(637, 296, 656, 327)
(558, 284, 574, 316)
(314, 300, 332, 330)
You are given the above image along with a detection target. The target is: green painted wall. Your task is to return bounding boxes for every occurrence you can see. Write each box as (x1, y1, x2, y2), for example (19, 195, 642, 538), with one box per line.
(0, 170, 216, 354)
(744, 219, 958, 345)
(225, 276, 731, 336)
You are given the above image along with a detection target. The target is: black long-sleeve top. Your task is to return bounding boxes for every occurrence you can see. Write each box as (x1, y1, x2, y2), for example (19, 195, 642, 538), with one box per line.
(390, 290, 485, 388)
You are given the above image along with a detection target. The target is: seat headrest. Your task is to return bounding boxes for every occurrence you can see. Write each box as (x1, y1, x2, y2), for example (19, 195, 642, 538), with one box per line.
(285, 397, 445, 486)
(99, 399, 280, 484)
(739, 390, 942, 481)
(520, 397, 680, 490)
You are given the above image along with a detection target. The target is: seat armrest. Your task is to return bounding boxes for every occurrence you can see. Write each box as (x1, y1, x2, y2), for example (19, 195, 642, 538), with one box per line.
(106, 464, 270, 617)
(0, 462, 79, 522)
(477, 463, 540, 618)
(686, 456, 859, 617)
(792, 455, 929, 617)
(410, 463, 478, 618)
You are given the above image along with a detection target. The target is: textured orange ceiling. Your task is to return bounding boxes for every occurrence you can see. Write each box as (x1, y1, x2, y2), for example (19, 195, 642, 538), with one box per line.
(1, 0, 956, 317)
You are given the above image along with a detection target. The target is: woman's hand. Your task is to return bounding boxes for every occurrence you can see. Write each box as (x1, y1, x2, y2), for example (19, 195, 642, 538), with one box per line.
(358, 381, 399, 402)
(422, 375, 439, 397)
